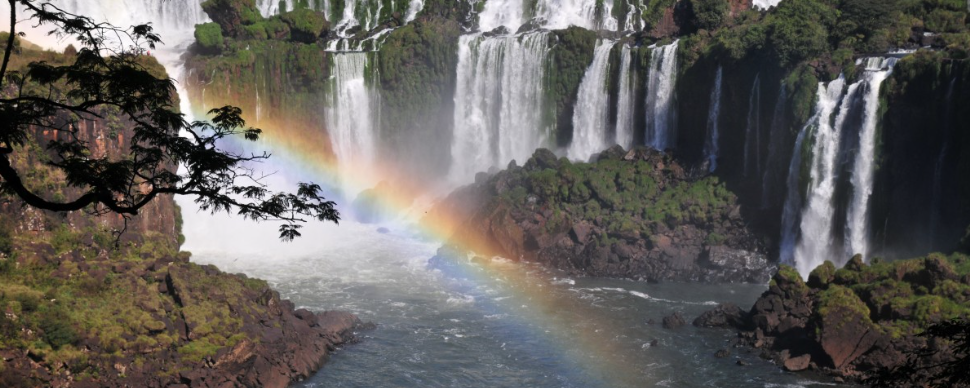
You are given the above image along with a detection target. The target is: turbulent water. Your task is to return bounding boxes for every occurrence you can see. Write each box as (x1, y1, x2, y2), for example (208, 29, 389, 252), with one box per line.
(180, 217, 833, 388)
(568, 39, 616, 162)
(644, 40, 679, 151)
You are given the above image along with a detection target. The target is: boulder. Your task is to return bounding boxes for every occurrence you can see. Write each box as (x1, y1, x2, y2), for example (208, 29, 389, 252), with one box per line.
(662, 312, 687, 329)
(693, 303, 746, 328)
(783, 354, 811, 371)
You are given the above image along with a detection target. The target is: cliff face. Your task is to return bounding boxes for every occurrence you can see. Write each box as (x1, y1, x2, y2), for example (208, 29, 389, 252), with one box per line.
(429, 146, 774, 282)
(0, 50, 367, 388)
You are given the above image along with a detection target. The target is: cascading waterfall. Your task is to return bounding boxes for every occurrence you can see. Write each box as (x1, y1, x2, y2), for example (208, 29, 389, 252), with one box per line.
(703, 66, 723, 172)
(450, 32, 549, 183)
(752, 0, 782, 9)
(614, 44, 636, 149)
(326, 53, 379, 193)
(761, 83, 787, 208)
(795, 75, 856, 276)
(844, 57, 897, 259)
(644, 40, 679, 150)
(568, 39, 616, 161)
(781, 78, 846, 271)
(744, 74, 761, 177)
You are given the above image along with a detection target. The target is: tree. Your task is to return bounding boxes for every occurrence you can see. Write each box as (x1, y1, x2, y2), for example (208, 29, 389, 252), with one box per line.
(0, 0, 339, 241)
(689, 0, 729, 31)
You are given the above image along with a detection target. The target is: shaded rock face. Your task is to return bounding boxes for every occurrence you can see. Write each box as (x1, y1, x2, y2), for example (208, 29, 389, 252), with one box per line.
(692, 303, 745, 328)
(428, 146, 774, 283)
(720, 254, 970, 384)
(662, 311, 687, 329)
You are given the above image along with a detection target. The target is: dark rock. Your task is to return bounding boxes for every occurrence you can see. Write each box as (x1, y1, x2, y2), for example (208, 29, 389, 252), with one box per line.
(736, 359, 749, 366)
(662, 312, 687, 329)
(693, 303, 746, 328)
(714, 349, 731, 358)
(783, 354, 811, 371)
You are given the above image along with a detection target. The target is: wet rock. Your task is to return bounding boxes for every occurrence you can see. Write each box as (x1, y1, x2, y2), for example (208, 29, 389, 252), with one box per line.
(714, 349, 731, 358)
(736, 359, 749, 366)
(662, 312, 687, 329)
(783, 354, 811, 371)
(693, 303, 746, 328)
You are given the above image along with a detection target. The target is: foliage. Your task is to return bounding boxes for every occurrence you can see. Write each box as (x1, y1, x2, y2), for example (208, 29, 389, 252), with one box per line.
(545, 27, 598, 145)
(0, 1, 339, 241)
(688, 0, 729, 30)
(194, 22, 225, 53)
(763, 0, 835, 68)
(867, 318, 970, 387)
(280, 9, 328, 43)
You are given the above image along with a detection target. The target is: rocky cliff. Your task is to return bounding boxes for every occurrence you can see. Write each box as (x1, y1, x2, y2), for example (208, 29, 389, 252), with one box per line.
(0, 46, 367, 388)
(428, 146, 774, 282)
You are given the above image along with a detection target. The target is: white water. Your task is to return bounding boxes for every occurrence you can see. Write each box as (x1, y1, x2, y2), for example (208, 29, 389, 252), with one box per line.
(478, 0, 641, 32)
(752, 0, 782, 10)
(644, 40, 679, 151)
(844, 58, 897, 259)
(326, 53, 379, 195)
(614, 44, 636, 149)
(744, 74, 761, 177)
(568, 39, 616, 161)
(703, 66, 723, 172)
(786, 77, 847, 274)
(449, 32, 549, 183)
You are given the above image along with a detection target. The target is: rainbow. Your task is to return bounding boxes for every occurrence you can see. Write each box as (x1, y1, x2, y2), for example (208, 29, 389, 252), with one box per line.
(183, 98, 658, 387)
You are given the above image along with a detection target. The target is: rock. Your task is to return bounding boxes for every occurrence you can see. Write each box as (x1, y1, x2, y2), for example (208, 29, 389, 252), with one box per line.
(736, 359, 749, 366)
(693, 303, 746, 328)
(783, 354, 811, 371)
(714, 349, 731, 358)
(662, 312, 686, 329)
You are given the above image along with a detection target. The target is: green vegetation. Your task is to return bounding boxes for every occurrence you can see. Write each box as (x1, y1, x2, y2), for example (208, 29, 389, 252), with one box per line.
(194, 22, 225, 53)
(491, 148, 738, 242)
(688, 0, 729, 31)
(545, 27, 598, 145)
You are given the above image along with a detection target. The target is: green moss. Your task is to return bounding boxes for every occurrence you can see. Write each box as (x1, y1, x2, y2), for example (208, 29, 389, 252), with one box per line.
(544, 27, 598, 146)
(195, 22, 225, 53)
(280, 9, 328, 43)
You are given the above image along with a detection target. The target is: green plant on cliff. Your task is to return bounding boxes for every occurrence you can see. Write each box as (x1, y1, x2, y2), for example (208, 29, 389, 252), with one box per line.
(0, 1, 339, 241)
(194, 22, 225, 53)
(688, 0, 729, 30)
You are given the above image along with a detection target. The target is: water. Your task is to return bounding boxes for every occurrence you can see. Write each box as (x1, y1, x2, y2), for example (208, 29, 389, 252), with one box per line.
(844, 58, 897, 259)
(615, 44, 636, 149)
(704, 66, 723, 172)
(752, 0, 782, 9)
(786, 59, 896, 276)
(180, 219, 833, 388)
(568, 39, 616, 162)
(781, 79, 846, 271)
(477, 0, 634, 32)
(644, 40, 679, 151)
(326, 53, 380, 195)
(449, 32, 550, 183)
(744, 74, 762, 178)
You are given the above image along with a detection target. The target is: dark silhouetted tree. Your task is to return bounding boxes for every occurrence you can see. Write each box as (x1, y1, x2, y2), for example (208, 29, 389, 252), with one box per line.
(0, 0, 338, 241)
(867, 318, 970, 387)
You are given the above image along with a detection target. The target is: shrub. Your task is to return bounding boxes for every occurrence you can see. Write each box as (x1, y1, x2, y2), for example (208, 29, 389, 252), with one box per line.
(39, 309, 78, 350)
(195, 22, 224, 53)
(689, 0, 729, 30)
(280, 9, 328, 43)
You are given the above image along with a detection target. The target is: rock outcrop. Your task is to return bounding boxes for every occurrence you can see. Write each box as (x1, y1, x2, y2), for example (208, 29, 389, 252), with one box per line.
(428, 146, 774, 282)
(711, 254, 970, 384)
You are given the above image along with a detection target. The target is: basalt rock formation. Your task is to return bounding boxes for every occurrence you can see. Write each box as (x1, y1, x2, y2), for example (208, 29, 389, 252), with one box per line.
(429, 146, 774, 283)
(706, 254, 970, 384)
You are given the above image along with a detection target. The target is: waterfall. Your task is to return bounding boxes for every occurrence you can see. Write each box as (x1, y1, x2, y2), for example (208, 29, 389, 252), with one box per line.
(327, 53, 378, 192)
(568, 40, 616, 161)
(449, 32, 549, 183)
(744, 74, 761, 177)
(761, 83, 787, 208)
(614, 44, 636, 149)
(752, 0, 782, 9)
(844, 57, 897, 259)
(778, 93, 814, 265)
(780, 78, 846, 271)
(703, 66, 723, 172)
(479, 0, 641, 33)
(255, 76, 261, 124)
(405, 0, 425, 22)
(644, 40, 679, 151)
(795, 75, 856, 276)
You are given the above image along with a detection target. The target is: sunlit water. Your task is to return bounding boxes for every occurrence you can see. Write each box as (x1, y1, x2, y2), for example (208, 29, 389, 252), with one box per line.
(183, 215, 837, 388)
